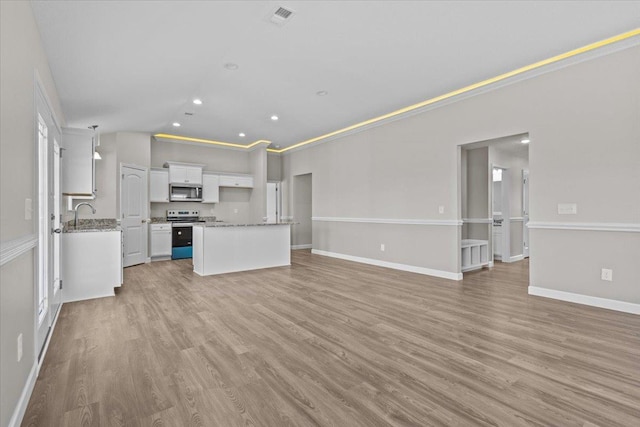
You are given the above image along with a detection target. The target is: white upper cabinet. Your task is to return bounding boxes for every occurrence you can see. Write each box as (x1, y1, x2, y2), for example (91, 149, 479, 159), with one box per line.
(165, 162, 204, 184)
(202, 173, 220, 203)
(218, 174, 254, 188)
(62, 127, 96, 197)
(150, 169, 169, 202)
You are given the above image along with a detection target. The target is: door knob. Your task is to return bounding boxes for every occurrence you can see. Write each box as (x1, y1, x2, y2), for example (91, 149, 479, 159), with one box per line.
(52, 228, 62, 234)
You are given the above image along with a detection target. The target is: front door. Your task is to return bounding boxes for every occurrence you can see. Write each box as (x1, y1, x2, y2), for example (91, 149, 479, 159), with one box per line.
(48, 136, 63, 322)
(121, 165, 148, 267)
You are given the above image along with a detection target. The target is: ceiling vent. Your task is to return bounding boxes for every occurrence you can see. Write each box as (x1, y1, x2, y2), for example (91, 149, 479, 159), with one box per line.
(269, 6, 295, 26)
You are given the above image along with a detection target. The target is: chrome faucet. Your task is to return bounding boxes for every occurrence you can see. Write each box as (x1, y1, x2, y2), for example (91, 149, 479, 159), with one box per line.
(74, 202, 96, 227)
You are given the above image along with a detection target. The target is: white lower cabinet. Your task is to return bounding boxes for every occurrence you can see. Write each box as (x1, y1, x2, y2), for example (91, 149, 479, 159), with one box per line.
(150, 223, 172, 258)
(61, 230, 122, 302)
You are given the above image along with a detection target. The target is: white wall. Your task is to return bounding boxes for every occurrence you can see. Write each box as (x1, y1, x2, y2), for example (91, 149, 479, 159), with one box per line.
(282, 44, 640, 305)
(0, 2, 65, 425)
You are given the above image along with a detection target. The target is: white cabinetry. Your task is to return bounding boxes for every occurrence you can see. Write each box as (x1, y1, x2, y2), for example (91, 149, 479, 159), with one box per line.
(62, 127, 96, 197)
(219, 174, 254, 188)
(461, 239, 489, 272)
(202, 173, 220, 203)
(166, 162, 204, 184)
(150, 223, 172, 258)
(61, 230, 122, 302)
(150, 169, 169, 202)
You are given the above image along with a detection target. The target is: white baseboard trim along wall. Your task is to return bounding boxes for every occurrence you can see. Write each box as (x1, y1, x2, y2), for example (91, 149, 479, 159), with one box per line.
(291, 244, 312, 250)
(528, 286, 640, 315)
(7, 361, 38, 427)
(312, 249, 463, 281)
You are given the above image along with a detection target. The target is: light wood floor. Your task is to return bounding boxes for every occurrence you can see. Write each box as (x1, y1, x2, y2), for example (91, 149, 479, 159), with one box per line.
(23, 251, 640, 426)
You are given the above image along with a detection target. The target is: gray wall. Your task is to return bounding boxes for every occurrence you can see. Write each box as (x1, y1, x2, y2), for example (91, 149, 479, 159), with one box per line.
(282, 45, 640, 304)
(0, 2, 65, 425)
(463, 147, 490, 241)
(292, 174, 312, 247)
(267, 153, 282, 182)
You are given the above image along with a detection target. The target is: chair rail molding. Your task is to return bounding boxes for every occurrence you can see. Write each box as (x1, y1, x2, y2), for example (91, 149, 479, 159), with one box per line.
(1, 234, 38, 267)
(527, 222, 640, 233)
(312, 217, 463, 226)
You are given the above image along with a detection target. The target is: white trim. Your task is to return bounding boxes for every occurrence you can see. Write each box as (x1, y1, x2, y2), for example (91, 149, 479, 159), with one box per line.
(510, 217, 524, 222)
(282, 38, 640, 155)
(508, 254, 525, 263)
(8, 302, 63, 427)
(527, 222, 640, 233)
(7, 361, 38, 427)
(312, 249, 462, 281)
(0, 235, 38, 267)
(291, 244, 312, 250)
(312, 217, 463, 226)
(528, 286, 640, 315)
(462, 218, 492, 224)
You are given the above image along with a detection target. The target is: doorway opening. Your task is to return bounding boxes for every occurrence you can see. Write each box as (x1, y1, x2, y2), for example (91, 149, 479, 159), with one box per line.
(266, 182, 281, 223)
(292, 174, 312, 250)
(459, 133, 530, 277)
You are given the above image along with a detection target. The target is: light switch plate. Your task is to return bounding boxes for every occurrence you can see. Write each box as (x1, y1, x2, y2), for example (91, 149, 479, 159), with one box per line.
(558, 203, 577, 215)
(25, 198, 32, 220)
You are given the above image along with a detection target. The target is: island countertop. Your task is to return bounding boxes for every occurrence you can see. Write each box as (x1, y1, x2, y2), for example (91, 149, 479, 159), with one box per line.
(193, 222, 296, 228)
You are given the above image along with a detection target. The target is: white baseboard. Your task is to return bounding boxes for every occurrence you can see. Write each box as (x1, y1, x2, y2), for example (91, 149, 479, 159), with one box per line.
(528, 286, 640, 315)
(508, 254, 524, 263)
(291, 244, 312, 250)
(488, 261, 494, 268)
(8, 360, 38, 427)
(312, 249, 462, 281)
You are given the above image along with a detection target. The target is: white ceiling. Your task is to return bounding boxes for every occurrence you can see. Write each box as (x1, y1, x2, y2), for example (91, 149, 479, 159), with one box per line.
(31, 1, 640, 149)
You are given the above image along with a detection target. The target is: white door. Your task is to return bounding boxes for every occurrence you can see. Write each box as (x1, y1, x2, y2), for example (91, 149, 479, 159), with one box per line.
(36, 113, 50, 354)
(522, 169, 530, 258)
(266, 182, 280, 223)
(121, 165, 148, 267)
(49, 136, 62, 320)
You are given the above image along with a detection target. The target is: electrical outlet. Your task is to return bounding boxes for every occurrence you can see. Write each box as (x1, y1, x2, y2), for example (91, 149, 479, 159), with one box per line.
(17, 333, 23, 362)
(380, 244, 385, 252)
(234, 208, 238, 214)
(438, 206, 445, 214)
(601, 268, 613, 282)
(210, 208, 215, 215)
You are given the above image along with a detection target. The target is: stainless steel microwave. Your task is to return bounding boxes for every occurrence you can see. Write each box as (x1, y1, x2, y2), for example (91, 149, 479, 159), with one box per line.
(169, 183, 203, 202)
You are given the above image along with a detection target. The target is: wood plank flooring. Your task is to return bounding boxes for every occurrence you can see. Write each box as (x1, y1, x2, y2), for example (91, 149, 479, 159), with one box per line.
(22, 251, 640, 426)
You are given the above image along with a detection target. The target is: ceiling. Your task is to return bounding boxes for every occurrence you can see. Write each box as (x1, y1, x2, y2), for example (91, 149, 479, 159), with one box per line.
(31, 1, 640, 150)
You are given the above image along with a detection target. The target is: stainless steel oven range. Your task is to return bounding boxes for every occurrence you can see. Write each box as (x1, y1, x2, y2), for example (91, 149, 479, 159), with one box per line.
(166, 210, 205, 259)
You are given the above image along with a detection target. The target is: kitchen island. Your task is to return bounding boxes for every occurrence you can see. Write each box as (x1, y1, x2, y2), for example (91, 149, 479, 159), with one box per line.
(192, 222, 293, 276)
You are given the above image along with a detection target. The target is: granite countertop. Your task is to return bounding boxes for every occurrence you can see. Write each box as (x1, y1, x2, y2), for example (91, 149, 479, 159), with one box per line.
(150, 217, 170, 224)
(194, 222, 297, 228)
(63, 219, 121, 233)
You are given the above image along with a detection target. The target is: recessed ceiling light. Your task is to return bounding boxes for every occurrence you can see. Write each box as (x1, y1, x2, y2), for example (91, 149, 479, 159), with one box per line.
(275, 145, 281, 149)
(172, 122, 181, 127)
(316, 90, 328, 96)
(521, 138, 530, 144)
(239, 132, 246, 137)
(224, 63, 239, 70)
(271, 115, 279, 121)
(193, 99, 202, 105)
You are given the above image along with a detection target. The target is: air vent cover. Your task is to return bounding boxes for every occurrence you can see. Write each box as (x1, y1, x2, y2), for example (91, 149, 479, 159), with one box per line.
(269, 6, 295, 26)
